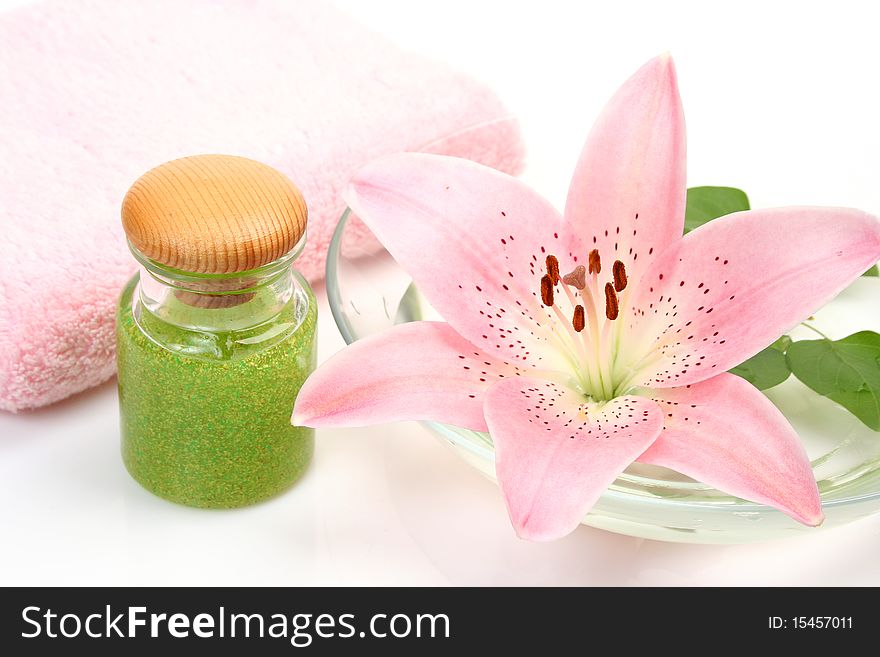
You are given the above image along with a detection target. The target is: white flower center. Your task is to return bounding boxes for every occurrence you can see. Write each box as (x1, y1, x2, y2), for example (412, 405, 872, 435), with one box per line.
(539, 250, 632, 401)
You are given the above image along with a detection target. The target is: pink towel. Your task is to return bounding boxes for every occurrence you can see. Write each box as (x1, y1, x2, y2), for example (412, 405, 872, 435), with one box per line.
(0, 0, 524, 412)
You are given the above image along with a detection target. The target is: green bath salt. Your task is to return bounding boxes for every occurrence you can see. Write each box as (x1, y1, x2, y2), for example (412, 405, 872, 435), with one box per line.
(116, 155, 317, 508)
(117, 277, 316, 507)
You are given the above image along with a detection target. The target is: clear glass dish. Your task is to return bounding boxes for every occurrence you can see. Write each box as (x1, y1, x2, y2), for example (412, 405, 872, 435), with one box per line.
(327, 208, 880, 543)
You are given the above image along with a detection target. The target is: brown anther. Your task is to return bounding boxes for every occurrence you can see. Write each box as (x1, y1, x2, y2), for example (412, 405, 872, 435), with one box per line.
(612, 260, 628, 292)
(545, 254, 560, 285)
(572, 305, 586, 332)
(588, 249, 602, 275)
(604, 282, 619, 320)
(562, 265, 586, 290)
(540, 274, 554, 307)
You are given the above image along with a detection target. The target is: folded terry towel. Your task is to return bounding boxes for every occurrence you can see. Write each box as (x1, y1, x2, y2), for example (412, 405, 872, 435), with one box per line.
(0, 0, 524, 412)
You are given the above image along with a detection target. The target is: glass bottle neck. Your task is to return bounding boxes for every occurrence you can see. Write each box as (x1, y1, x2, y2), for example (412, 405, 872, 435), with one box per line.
(131, 239, 303, 333)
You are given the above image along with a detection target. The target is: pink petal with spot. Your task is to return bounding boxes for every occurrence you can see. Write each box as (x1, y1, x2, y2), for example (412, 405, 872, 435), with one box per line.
(344, 152, 572, 371)
(293, 322, 520, 431)
(485, 377, 663, 541)
(622, 207, 880, 388)
(563, 54, 686, 283)
(638, 373, 823, 525)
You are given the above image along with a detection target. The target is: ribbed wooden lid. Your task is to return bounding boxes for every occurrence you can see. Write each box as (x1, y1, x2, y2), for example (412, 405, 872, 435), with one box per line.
(121, 155, 307, 274)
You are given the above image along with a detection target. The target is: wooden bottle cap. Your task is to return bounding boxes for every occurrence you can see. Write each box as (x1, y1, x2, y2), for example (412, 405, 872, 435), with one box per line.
(121, 154, 307, 274)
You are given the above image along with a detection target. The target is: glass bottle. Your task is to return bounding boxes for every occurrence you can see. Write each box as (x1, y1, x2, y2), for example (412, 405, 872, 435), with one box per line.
(116, 155, 316, 508)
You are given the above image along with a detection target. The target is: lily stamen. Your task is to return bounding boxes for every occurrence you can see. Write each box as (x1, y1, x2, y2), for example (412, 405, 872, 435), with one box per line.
(540, 274, 554, 307)
(569, 273, 608, 399)
(588, 249, 601, 275)
(544, 254, 597, 392)
(605, 282, 619, 320)
(572, 305, 585, 332)
(545, 254, 560, 285)
(542, 249, 622, 400)
(613, 260, 628, 292)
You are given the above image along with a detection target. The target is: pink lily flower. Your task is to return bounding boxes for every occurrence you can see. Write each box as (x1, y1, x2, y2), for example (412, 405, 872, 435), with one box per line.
(294, 55, 880, 541)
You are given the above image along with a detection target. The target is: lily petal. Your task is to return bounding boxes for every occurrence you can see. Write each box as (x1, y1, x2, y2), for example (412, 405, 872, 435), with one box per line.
(293, 321, 520, 431)
(563, 54, 686, 282)
(638, 373, 823, 525)
(485, 377, 663, 541)
(344, 152, 571, 371)
(622, 207, 880, 388)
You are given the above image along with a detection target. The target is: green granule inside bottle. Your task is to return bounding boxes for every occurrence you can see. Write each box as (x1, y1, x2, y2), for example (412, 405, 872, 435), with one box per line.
(116, 276, 316, 508)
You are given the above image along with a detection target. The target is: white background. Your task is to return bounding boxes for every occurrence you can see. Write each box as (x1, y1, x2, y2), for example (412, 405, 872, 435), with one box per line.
(1, 0, 879, 585)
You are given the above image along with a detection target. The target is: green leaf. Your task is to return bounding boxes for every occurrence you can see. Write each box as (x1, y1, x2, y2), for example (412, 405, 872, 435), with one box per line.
(786, 331, 880, 430)
(684, 186, 750, 233)
(863, 265, 878, 277)
(729, 339, 791, 390)
(770, 335, 793, 352)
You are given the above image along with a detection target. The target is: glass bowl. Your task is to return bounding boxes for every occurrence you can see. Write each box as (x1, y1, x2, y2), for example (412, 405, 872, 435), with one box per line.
(327, 208, 880, 543)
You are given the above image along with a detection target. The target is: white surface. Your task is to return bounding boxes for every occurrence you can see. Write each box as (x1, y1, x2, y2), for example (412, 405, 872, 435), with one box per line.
(1, 0, 879, 585)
